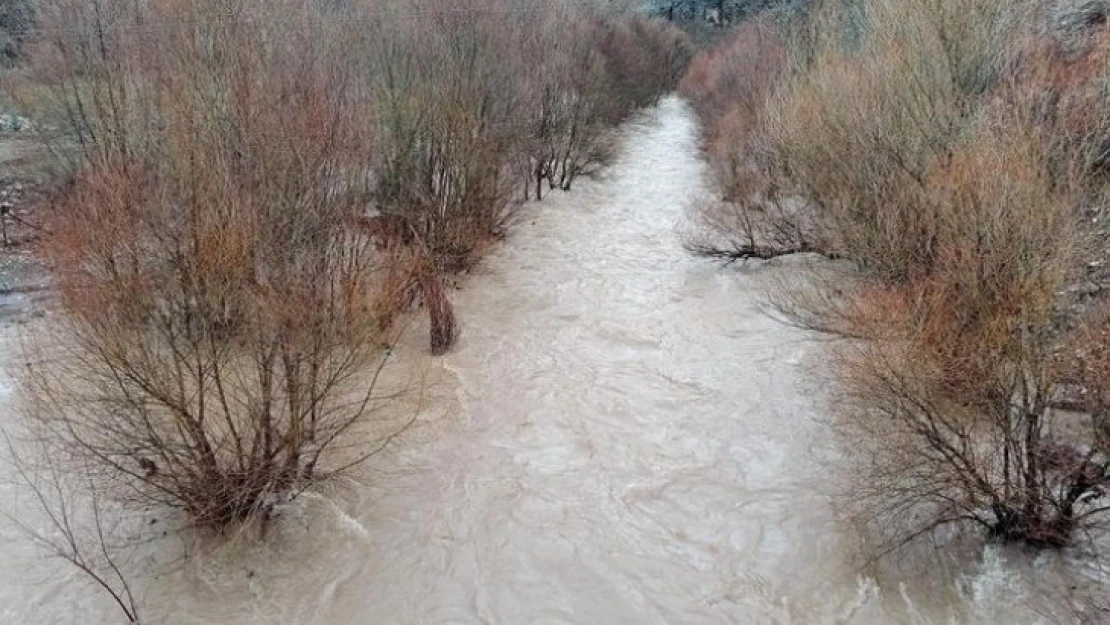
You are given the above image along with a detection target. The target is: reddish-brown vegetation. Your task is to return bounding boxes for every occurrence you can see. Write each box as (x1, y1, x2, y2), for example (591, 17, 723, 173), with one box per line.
(21, 0, 390, 529)
(8, 0, 692, 534)
(680, 20, 787, 201)
(682, 0, 1110, 551)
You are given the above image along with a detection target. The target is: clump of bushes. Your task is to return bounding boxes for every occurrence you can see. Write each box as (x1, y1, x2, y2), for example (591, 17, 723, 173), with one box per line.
(514, 11, 691, 201)
(680, 20, 787, 201)
(21, 0, 388, 529)
(683, 0, 1110, 551)
(9, 0, 690, 534)
(350, 0, 691, 349)
(2, 1, 689, 620)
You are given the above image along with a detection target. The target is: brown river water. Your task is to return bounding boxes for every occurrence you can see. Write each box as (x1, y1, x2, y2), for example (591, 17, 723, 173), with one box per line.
(0, 97, 1103, 624)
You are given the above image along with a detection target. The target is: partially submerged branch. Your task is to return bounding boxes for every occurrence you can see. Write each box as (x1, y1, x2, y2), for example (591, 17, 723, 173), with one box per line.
(685, 239, 823, 263)
(3, 434, 142, 623)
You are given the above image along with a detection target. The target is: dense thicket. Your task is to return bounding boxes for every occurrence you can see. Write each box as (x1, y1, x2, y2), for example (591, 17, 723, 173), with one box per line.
(8, 0, 691, 532)
(682, 0, 1110, 551)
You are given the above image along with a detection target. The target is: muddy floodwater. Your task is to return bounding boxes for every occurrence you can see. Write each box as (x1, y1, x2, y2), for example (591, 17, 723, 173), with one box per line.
(0, 98, 1097, 624)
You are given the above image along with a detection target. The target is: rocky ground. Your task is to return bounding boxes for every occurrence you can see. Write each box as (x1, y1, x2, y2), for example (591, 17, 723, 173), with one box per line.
(0, 136, 49, 324)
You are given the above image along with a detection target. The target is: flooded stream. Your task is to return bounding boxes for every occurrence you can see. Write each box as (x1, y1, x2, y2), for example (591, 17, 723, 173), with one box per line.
(0, 98, 1095, 624)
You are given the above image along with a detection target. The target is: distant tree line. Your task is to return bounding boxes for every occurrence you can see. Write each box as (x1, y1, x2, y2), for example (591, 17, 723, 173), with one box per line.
(648, 0, 806, 26)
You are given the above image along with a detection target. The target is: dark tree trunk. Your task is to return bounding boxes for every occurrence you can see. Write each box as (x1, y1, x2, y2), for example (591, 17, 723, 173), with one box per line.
(421, 269, 457, 355)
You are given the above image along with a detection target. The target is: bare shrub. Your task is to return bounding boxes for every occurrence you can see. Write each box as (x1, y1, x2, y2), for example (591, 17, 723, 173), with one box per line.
(594, 13, 694, 114)
(354, 0, 529, 354)
(19, 0, 691, 361)
(1067, 306, 1110, 452)
(3, 1, 697, 616)
(1003, 4, 1110, 204)
(13, 0, 692, 535)
(364, 0, 691, 247)
(827, 126, 1106, 550)
(354, 1, 690, 351)
(516, 9, 693, 199)
(19, 0, 398, 529)
(767, 1, 1037, 279)
(364, 0, 521, 272)
(680, 20, 788, 201)
(683, 0, 1110, 552)
(786, 0, 1110, 550)
(684, 0, 1037, 271)
(518, 20, 618, 199)
(678, 20, 808, 261)
(684, 195, 821, 262)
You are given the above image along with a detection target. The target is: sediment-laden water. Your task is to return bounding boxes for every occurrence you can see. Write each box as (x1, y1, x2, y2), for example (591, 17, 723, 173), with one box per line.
(0, 98, 1090, 624)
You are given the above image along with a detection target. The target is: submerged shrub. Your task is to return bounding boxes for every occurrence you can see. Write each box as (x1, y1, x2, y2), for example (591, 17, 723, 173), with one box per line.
(682, 0, 1110, 550)
(12, 0, 693, 530)
(23, 0, 393, 529)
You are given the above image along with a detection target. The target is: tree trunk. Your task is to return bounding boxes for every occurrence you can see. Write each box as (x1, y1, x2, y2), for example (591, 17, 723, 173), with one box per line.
(421, 268, 457, 355)
(1023, 410, 1042, 521)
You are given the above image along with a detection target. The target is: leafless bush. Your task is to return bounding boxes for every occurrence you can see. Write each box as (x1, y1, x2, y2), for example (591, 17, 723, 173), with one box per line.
(678, 20, 812, 261)
(18, 0, 400, 530)
(12, 0, 692, 535)
(3, 0, 695, 616)
(682, 0, 1110, 552)
(355, 1, 690, 350)
(516, 9, 693, 199)
(787, 0, 1110, 550)
(363, 0, 520, 276)
(684, 195, 821, 262)
(518, 19, 617, 200)
(827, 126, 1106, 550)
(594, 13, 694, 114)
(680, 20, 788, 202)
